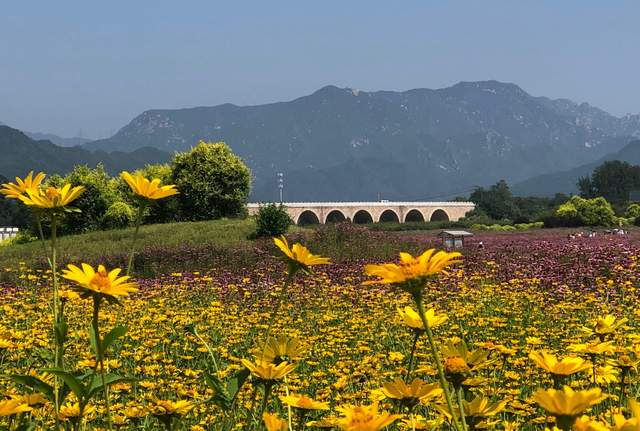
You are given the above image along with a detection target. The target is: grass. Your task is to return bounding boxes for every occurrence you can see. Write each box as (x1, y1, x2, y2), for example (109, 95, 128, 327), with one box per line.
(0, 218, 259, 275)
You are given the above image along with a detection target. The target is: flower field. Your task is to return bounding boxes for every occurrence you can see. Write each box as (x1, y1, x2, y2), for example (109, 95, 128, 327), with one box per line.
(2, 227, 640, 430)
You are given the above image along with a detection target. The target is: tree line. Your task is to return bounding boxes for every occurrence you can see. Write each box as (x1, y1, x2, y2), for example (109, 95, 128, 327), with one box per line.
(0, 141, 251, 235)
(467, 160, 640, 227)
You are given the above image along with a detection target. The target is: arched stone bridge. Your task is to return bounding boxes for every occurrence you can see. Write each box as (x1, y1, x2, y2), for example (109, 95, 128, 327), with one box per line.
(247, 202, 475, 225)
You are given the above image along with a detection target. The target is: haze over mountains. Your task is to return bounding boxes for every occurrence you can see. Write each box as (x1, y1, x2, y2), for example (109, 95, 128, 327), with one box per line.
(6, 80, 640, 200)
(24, 132, 91, 148)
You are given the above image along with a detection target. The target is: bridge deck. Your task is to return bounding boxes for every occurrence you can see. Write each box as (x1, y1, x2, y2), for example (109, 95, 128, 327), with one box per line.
(247, 201, 475, 225)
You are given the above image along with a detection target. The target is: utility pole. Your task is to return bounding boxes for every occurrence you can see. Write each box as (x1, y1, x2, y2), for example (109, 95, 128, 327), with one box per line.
(277, 172, 284, 203)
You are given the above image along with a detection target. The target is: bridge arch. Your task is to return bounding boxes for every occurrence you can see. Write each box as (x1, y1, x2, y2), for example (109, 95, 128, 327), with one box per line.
(353, 210, 374, 224)
(326, 210, 347, 223)
(430, 209, 450, 222)
(404, 209, 425, 223)
(378, 209, 400, 223)
(297, 210, 320, 226)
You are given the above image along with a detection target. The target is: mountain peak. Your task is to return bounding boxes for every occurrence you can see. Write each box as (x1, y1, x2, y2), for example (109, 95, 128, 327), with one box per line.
(448, 80, 528, 96)
(311, 85, 361, 97)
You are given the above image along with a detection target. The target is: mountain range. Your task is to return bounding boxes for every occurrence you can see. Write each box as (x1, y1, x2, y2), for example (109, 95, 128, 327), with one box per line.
(0, 126, 170, 179)
(5, 81, 640, 200)
(83, 81, 640, 200)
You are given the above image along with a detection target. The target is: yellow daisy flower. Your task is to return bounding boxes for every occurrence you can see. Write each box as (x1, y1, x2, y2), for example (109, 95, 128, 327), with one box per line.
(0, 171, 45, 199)
(533, 386, 603, 418)
(263, 412, 288, 431)
(398, 306, 447, 330)
(280, 394, 330, 410)
(120, 171, 179, 200)
(336, 403, 401, 431)
(273, 235, 330, 272)
(364, 249, 461, 295)
(529, 351, 592, 376)
(0, 399, 31, 416)
(19, 183, 85, 209)
(380, 378, 442, 408)
(241, 358, 296, 381)
(62, 263, 138, 300)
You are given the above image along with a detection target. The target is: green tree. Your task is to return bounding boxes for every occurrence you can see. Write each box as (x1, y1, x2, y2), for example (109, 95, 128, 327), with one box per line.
(469, 180, 519, 220)
(103, 201, 135, 229)
(172, 141, 251, 221)
(578, 160, 640, 205)
(0, 196, 31, 228)
(577, 176, 596, 198)
(254, 203, 292, 237)
(555, 196, 616, 226)
(0, 175, 31, 228)
(625, 203, 640, 219)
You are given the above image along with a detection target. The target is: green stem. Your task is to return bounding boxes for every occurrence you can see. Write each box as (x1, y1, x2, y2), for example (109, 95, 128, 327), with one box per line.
(126, 203, 146, 276)
(193, 328, 220, 373)
(620, 368, 628, 407)
(456, 385, 469, 431)
(261, 271, 295, 357)
(283, 375, 294, 431)
(259, 384, 273, 419)
(50, 215, 61, 431)
(556, 415, 574, 431)
(35, 213, 48, 259)
(414, 293, 463, 431)
(405, 331, 421, 382)
(92, 296, 113, 431)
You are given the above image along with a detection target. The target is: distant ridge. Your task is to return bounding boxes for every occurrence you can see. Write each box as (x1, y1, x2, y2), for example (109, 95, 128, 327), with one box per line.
(0, 125, 170, 179)
(83, 81, 640, 201)
(512, 139, 640, 196)
(25, 131, 91, 147)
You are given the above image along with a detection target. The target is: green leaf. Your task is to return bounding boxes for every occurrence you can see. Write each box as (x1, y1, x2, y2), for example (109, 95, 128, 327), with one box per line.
(88, 324, 99, 357)
(87, 373, 136, 399)
(42, 368, 86, 402)
(54, 321, 68, 345)
(204, 372, 232, 411)
(227, 367, 250, 400)
(102, 325, 127, 354)
(5, 375, 55, 403)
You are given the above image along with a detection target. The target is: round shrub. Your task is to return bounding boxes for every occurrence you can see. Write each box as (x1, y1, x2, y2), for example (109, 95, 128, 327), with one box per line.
(626, 203, 640, 219)
(254, 203, 292, 237)
(60, 164, 121, 234)
(103, 201, 135, 230)
(172, 141, 251, 221)
(553, 196, 616, 227)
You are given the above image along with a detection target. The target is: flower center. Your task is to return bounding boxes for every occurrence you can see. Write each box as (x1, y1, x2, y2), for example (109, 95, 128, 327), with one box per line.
(46, 187, 60, 200)
(444, 356, 470, 374)
(90, 269, 111, 291)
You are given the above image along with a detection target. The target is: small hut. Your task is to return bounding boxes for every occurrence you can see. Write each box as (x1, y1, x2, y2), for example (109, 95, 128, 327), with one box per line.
(438, 230, 473, 250)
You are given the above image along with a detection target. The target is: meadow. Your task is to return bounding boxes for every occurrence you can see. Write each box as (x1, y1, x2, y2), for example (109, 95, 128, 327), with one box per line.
(2, 220, 640, 430)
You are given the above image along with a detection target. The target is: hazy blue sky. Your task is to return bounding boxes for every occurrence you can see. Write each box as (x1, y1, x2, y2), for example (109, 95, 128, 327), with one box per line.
(1, 1, 639, 138)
